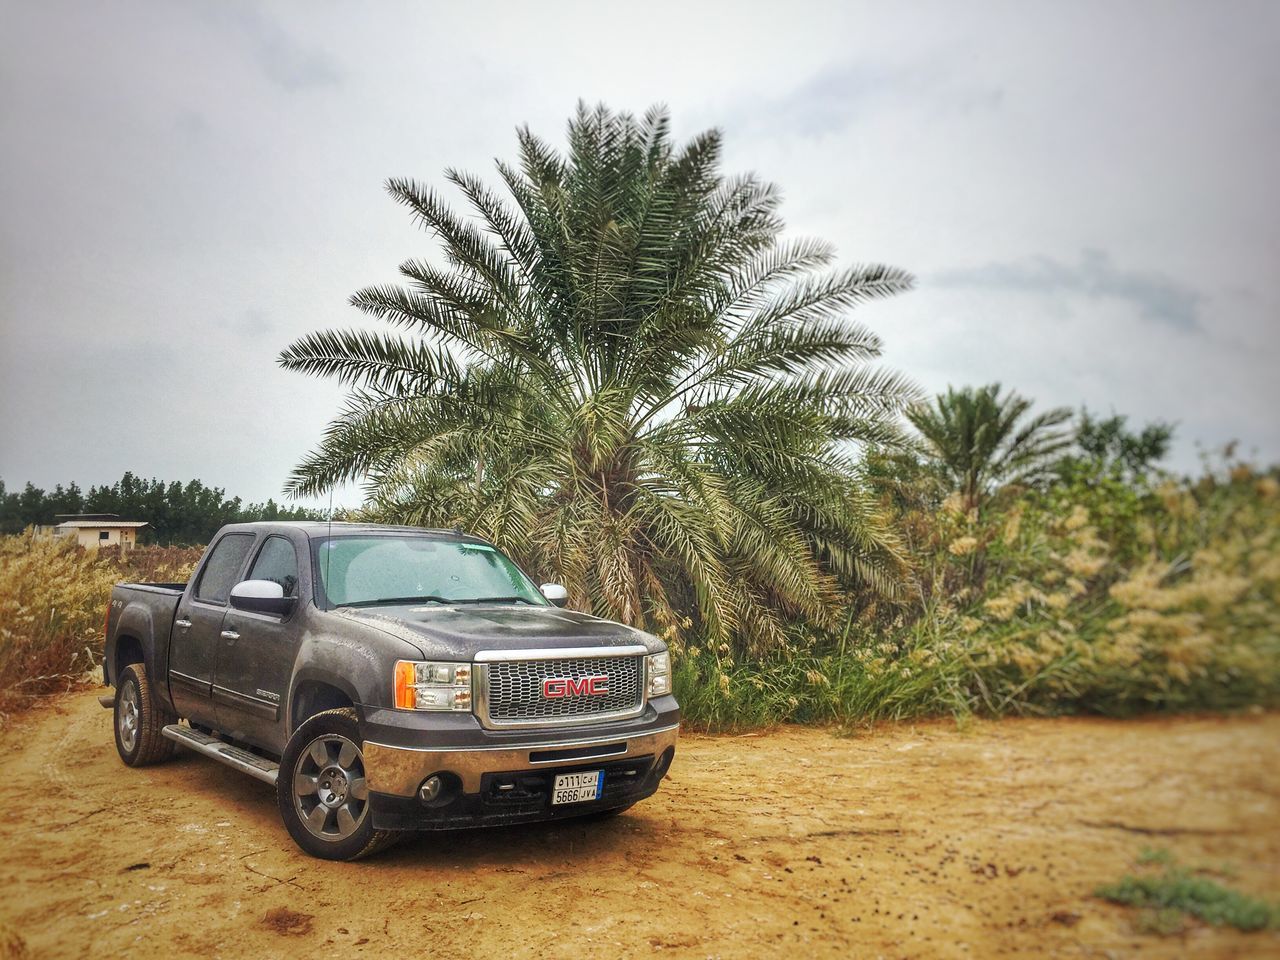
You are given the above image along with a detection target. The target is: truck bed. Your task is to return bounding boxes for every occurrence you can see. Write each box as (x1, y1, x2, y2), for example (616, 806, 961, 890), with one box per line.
(105, 582, 188, 690)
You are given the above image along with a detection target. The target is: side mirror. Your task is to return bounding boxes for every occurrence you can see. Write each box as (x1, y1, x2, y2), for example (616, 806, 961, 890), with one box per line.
(539, 583, 569, 607)
(230, 579, 296, 617)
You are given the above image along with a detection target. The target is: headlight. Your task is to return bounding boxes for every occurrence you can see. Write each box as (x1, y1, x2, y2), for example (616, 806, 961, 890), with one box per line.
(646, 651, 671, 697)
(394, 660, 473, 711)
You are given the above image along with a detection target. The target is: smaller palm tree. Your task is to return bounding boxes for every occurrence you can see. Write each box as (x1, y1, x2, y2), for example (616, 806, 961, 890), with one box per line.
(908, 384, 1071, 512)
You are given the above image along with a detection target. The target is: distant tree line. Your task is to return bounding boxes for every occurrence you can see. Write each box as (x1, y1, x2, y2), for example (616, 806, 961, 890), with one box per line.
(0, 472, 327, 544)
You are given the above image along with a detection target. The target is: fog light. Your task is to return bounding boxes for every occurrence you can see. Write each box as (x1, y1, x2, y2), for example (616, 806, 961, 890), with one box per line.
(418, 775, 442, 803)
(654, 746, 675, 779)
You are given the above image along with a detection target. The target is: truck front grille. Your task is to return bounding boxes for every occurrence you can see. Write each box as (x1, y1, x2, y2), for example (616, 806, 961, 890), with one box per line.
(478, 653, 645, 728)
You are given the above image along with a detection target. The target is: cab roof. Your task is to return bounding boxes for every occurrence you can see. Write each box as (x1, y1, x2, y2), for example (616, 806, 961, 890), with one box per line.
(215, 520, 487, 543)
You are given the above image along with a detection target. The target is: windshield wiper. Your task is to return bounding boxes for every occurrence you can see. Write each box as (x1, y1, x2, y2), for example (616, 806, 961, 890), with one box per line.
(344, 594, 540, 608)
(345, 595, 453, 607)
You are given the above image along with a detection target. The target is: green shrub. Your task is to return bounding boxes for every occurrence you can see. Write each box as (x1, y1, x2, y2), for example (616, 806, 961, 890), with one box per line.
(674, 461, 1280, 729)
(1097, 850, 1280, 933)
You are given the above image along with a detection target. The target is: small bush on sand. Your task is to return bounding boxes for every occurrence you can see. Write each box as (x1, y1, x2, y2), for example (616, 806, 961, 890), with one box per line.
(1096, 849, 1280, 934)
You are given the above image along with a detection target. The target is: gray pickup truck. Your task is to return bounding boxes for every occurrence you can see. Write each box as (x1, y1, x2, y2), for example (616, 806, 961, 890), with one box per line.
(102, 521, 678, 860)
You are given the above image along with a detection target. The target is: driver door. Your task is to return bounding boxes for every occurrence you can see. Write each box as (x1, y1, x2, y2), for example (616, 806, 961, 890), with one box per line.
(213, 535, 302, 751)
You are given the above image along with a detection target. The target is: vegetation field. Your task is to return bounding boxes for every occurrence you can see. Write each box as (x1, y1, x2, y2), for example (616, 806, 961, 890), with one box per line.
(269, 105, 1280, 731)
(1, 106, 1276, 734)
(0, 450, 1276, 729)
(672, 454, 1280, 729)
(0, 541, 201, 715)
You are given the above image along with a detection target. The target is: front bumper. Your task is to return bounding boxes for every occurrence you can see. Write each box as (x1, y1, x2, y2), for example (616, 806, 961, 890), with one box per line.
(360, 706, 679, 831)
(364, 721, 679, 795)
(366, 741, 676, 831)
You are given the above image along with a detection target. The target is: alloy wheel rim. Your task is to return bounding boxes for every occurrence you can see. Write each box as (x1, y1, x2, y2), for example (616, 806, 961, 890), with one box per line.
(292, 734, 369, 841)
(118, 680, 140, 752)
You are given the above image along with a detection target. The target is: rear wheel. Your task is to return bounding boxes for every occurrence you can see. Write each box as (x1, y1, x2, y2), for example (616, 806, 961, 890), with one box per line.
(114, 663, 177, 766)
(276, 708, 398, 861)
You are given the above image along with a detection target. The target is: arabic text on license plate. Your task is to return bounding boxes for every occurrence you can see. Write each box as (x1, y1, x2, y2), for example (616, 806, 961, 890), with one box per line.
(552, 769, 603, 805)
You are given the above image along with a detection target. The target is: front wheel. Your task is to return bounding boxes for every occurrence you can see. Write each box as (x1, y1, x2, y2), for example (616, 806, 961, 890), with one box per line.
(276, 708, 398, 861)
(114, 662, 177, 766)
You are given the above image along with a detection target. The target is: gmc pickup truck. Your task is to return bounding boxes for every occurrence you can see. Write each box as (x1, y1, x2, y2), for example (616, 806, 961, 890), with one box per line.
(102, 522, 678, 860)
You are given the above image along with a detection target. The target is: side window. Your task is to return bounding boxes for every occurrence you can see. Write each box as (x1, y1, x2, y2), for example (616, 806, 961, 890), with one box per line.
(248, 536, 299, 598)
(194, 534, 255, 604)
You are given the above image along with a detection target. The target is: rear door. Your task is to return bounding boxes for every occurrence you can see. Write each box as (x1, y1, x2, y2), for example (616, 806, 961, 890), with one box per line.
(168, 532, 256, 726)
(213, 534, 302, 750)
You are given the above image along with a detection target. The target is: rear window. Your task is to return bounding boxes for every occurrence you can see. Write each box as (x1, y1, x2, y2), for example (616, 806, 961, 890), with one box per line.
(195, 534, 255, 604)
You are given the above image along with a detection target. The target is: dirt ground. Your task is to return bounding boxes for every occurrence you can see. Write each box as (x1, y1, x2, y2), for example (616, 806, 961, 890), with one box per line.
(0, 691, 1277, 959)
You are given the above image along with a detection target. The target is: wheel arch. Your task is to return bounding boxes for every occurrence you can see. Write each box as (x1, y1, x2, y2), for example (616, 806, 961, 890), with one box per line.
(113, 634, 146, 685)
(108, 600, 163, 687)
(289, 671, 361, 735)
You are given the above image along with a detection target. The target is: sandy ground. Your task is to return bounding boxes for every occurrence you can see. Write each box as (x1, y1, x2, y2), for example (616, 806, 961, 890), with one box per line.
(0, 691, 1277, 959)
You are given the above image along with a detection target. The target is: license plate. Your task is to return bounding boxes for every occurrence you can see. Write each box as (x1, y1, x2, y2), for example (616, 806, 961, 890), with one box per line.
(551, 769, 603, 805)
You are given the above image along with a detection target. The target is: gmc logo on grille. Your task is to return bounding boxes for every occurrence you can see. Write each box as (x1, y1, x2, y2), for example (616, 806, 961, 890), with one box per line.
(543, 675, 609, 698)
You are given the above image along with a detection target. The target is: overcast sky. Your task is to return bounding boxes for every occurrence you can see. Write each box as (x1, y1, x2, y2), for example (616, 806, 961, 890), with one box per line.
(2, 0, 1277, 507)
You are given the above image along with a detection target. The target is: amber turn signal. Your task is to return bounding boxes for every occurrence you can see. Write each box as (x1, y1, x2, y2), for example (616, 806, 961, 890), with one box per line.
(394, 660, 417, 709)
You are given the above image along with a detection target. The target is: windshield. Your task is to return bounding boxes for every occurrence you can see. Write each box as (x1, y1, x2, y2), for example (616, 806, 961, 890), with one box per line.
(312, 535, 547, 608)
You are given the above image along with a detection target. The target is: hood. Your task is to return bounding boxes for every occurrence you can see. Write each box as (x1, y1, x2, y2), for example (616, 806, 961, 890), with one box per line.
(330, 603, 663, 661)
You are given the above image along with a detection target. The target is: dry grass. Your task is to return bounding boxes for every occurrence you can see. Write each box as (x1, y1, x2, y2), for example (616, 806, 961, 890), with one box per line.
(0, 535, 201, 715)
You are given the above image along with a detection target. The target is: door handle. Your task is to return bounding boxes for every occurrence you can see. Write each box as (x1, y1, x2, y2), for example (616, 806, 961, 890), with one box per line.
(220, 630, 240, 641)
(175, 618, 192, 629)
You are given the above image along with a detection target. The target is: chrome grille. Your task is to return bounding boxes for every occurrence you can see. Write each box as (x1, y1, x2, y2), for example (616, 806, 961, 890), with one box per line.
(480, 654, 644, 728)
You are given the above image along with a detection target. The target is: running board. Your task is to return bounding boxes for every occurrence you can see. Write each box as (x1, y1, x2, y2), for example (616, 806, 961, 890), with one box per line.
(162, 724, 279, 786)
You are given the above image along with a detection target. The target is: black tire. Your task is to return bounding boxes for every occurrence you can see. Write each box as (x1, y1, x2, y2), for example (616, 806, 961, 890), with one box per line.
(114, 662, 177, 766)
(276, 708, 398, 861)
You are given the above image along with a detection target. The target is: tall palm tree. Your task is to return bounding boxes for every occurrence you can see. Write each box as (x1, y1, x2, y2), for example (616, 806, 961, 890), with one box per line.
(907, 384, 1072, 513)
(280, 104, 917, 651)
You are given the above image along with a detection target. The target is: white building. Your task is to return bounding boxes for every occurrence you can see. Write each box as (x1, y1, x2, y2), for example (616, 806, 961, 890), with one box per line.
(53, 515, 149, 550)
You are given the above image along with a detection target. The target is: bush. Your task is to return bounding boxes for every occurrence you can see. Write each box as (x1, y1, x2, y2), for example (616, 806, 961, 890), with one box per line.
(1097, 849, 1280, 933)
(674, 459, 1280, 729)
(0, 535, 201, 714)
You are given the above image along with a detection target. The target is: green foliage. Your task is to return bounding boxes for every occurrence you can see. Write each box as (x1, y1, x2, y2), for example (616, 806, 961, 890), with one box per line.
(281, 103, 917, 652)
(907, 383, 1072, 512)
(1135, 846, 1176, 866)
(1097, 850, 1280, 933)
(1060, 410, 1174, 483)
(672, 622, 974, 731)
(0, 473, 327, 544)
(675, 454, 1280, 729)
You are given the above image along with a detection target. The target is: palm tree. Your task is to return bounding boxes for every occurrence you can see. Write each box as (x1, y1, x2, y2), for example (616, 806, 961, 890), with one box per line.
(907, 384, 1072, 513)
(279, 104, 917, 652)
